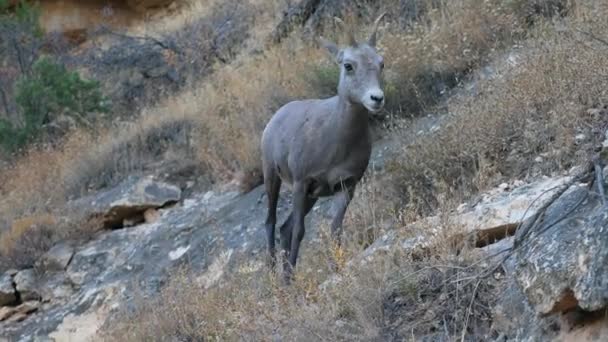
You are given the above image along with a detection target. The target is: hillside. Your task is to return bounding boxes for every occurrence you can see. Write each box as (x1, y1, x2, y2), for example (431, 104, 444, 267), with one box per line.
(0, 0, 607, 341)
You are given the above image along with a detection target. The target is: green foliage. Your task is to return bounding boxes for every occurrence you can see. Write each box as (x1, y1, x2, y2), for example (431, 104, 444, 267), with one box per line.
(0, 57, 109, 152)
(0, 0, 42, 36)
(304, 63, 339, 98)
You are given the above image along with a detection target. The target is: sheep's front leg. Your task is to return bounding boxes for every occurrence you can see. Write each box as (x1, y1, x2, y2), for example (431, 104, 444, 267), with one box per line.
(285, 181, 309, 283)
(279, 196, 317, 272)
(326, 185, 355, 272)
(331, 185, 356, 245)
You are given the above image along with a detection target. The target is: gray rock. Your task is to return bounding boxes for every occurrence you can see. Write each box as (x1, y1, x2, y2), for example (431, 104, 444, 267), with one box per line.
(14, 269, 41, 302)
(70, 175, 181, 228)
(0, 274, 16, 307)
(0, 140, 400, 340)
(4, 270, 18, 277)
(493, 278, 560, 341)
(38, 273, 74, 302)
(513, 186, 608, 314)
(39, 244, 74, 271)
(144, 65, 170, 78)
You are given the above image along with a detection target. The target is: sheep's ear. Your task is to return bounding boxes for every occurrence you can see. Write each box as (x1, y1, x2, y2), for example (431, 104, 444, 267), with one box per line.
(319, 36, 340, 62)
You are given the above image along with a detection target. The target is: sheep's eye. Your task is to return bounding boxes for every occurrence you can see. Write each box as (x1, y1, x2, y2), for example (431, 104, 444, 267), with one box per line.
(344, 63, 353, 72)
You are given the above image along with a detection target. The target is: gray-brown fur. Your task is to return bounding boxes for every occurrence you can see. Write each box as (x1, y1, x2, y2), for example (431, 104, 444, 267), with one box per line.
(261, 14, 386, 282)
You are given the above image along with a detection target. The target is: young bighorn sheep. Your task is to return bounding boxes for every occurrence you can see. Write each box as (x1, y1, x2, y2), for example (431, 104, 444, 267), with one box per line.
(261, 14, 386, 281)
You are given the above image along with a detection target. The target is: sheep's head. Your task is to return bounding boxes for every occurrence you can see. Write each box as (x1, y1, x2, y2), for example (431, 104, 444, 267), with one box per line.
(320, 13, 386, 113)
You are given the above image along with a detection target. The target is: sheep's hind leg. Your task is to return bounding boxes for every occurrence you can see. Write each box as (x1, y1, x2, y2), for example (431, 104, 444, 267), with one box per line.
(263, 167, 281, 270)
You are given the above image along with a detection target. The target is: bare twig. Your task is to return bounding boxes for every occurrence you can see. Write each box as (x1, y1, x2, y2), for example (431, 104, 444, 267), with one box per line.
(576, 29, 608, 48)
(95, 25, 179, 53)
(460, 279, 481, 342)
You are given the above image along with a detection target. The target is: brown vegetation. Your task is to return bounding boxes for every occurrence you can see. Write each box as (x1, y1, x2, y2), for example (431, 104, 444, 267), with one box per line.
(391, 2, 608, 216)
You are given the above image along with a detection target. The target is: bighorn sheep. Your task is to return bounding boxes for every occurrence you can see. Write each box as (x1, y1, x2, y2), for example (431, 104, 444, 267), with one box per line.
(261, 14, 386, 281)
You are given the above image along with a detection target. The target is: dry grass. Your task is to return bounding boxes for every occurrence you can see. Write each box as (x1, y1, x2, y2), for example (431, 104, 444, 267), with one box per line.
(391, 1, 608, 217)
(369, 0, 534, 116)
(101, 1, 607, 340)
(101, 202, 499, 341)
(0, 105, 199, 270)
(0, 211, 103, 270)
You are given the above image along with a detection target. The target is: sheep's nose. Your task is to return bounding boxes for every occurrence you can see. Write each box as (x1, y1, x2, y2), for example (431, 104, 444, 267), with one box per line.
(370, 94, 384, 103)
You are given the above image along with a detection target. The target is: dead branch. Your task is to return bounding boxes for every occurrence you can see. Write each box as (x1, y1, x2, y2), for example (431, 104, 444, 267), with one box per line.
(460, 279, 482, 342)
(94, 25, 179, 53)
(576, 29, 608, 48)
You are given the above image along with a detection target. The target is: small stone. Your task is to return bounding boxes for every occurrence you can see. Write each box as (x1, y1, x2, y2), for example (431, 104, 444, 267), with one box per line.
(0, 273, 16, 306)
(122, 218, 138, 227)
(498, 183, 509, 191)
(144, 208, 160, 223)
(0, 306, 16, 321)
(14, 269, 41, 301)
(534, 156, 543, 163)
(8, 312, 28, 322)
(575, 133, 586, 142)
(40, 243, 74, 271)
(16, 301, 39, 315)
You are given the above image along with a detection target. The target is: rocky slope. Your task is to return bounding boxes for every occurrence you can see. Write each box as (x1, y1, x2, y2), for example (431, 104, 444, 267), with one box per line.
(1, 1, 607, 340)
(1, 141, 606, 340)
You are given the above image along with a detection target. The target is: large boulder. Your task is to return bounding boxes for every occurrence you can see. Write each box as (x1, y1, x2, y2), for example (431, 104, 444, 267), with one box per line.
(0, 274, 16, 307)
(492, 183, 608, 340)
(70, 176, 181, 228)
(513, 186, 607, 315)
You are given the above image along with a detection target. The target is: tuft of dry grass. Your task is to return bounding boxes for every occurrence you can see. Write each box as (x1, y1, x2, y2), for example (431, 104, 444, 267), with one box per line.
(0, 211, 103, 270)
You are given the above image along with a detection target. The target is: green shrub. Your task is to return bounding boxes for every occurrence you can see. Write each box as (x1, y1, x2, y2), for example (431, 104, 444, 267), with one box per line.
(303, 63, 340, 99)
(0, 57, 109, 152)
(0, 0, 41, 35)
